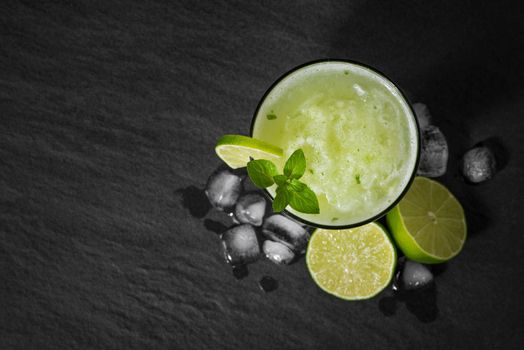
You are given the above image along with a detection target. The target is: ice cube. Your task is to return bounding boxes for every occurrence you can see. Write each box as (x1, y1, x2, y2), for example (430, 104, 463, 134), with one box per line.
(417, 126, 448, 177)
(393, 258, 434, 291)
(221, 224, 260, 266)
(412, 102, 433, 130)
(262, 240, 295, 265)
(234, 193, 267, 226)
(262, 215, 309, 253)
(229, 212, 240, 224)
(258, 276, 278, 292)
(205, 168, 244, 211)
(461, 146, 497, 183)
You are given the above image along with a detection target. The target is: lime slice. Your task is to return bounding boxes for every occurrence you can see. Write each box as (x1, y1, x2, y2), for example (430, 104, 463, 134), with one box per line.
(386, 177, 467, 264)
(306, 223, 396, 300)
(215, 135, 283, 169)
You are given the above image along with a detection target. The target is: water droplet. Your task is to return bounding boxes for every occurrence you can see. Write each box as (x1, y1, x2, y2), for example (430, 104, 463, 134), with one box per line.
(232, 265, 249, 280)
(258, 276, 278, 293)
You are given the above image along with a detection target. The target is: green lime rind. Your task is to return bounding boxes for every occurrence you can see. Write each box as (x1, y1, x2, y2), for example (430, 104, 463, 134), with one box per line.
(386, 177, 467, 264)
(215, 134, 283, 169)
(387, 205, 444, 264)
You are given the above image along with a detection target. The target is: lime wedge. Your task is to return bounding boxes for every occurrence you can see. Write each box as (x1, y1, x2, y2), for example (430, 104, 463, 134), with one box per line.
(386, 177, 467, 264)
(306, 223, 396, 300)
(215, 135, 283, 169)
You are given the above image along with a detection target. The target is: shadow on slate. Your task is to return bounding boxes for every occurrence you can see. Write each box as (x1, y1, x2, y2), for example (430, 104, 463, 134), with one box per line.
(232, 265, 249, 280)
(430, 263, 448, 277)
(175, 186, 211, 218)
(204, 219, 228, 236)
(455, 184, 492, 237)
(379, 283, 439, 323)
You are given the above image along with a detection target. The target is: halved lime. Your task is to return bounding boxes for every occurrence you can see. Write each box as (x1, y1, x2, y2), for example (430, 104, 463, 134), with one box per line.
(386, 177, 467, 264)
(306, 223, 396, 300)
(215, 135, 283, 169)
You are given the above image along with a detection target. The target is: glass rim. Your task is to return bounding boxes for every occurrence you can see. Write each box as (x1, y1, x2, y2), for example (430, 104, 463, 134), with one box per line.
(249, 58, 421, 229)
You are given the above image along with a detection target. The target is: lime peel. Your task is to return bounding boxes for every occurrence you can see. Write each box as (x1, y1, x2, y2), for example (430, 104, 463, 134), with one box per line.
(215, 134, 283, 169)
(386, 177, 467, 264)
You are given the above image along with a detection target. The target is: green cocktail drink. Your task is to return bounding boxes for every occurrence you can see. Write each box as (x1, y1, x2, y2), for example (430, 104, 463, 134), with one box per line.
(251, 60, 419, 228)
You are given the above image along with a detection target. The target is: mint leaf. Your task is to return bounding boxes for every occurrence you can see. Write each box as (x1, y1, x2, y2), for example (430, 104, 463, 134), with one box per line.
(273, 174, 288, 186)
(288, 178, 306, 192)
(272, 187, 289, 212)
(266, 112, 277, 120)
(288, 185, 319, 214)
(284, 149, 306, 179)
(247, 159, 278, 188)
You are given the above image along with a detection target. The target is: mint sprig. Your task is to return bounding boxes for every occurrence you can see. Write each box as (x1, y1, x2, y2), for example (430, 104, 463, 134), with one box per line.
(247, 149, 320, 214)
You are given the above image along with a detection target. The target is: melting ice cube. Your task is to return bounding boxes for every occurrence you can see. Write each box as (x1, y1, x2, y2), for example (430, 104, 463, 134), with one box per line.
(412, 102, 433, 130)
(221, 224, 260, 266)
(262, 215, 309, 253)
(262, 240, 295, 265)
(393, 258, 434, 291)
(461, 146, 497, 183)
(205, 168, 244, 211)
(417, 126, 448, 177)
(234, 193, 267, 226)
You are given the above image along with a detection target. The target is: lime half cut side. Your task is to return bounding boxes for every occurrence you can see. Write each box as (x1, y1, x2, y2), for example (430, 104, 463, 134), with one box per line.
(215, 135, 283, 169)
(306, 223, 397, 300)
(386, 177, 467, 264)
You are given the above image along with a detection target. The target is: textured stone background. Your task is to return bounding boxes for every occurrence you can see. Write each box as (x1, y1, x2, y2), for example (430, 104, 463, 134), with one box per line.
(1, 1, 524, 349)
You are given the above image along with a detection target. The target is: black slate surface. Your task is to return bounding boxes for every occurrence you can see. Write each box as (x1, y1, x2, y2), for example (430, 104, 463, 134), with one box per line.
(1, 1, 524, 349)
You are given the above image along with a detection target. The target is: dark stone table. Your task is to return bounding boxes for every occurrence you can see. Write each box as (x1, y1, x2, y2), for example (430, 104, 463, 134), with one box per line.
(1, 1, 523, 349)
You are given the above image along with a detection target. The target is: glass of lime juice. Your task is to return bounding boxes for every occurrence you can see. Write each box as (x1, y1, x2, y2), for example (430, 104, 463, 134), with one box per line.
(251, 60, 420, 228)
